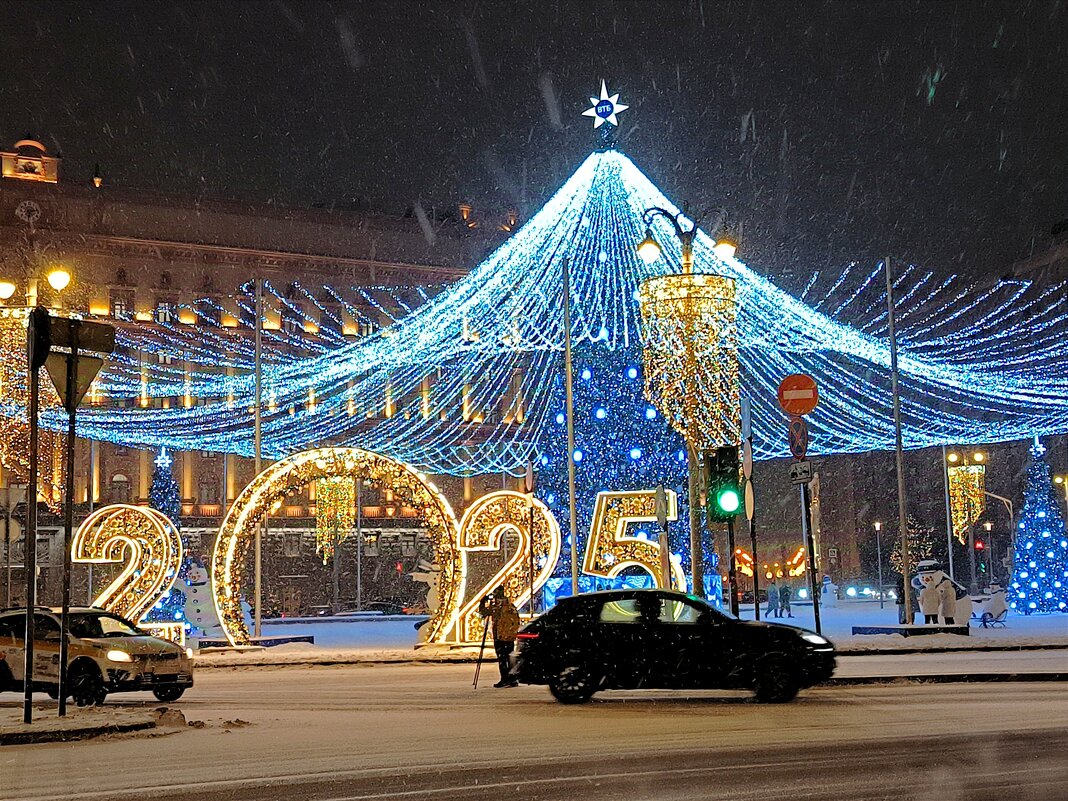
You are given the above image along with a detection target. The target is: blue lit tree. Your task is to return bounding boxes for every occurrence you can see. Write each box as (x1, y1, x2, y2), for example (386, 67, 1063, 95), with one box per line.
(537, 342, 720, 600)
(1010, 438, 1068, 614)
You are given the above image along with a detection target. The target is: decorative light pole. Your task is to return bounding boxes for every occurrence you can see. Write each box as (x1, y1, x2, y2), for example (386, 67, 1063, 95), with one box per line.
(637, 206, 739, 600)
(946, 449, 987, 594)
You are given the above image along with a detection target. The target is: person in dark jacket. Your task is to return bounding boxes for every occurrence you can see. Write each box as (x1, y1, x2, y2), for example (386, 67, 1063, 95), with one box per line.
(778, 583, 793, 618)
(479, 586, 521, 688)
(766, 581, 780, 619)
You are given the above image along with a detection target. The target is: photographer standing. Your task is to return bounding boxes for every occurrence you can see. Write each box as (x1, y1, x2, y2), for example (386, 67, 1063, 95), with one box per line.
(479, 586, 521, 688)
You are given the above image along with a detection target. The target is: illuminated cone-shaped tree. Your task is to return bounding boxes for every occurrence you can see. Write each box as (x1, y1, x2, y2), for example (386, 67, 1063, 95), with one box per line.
(146, 447, 189, 628)
(1010, 438, 1068, 614)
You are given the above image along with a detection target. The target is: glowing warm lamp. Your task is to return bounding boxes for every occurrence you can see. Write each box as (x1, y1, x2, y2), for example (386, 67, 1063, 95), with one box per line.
(873, 521, 881, 531)
(1055, 476, 1065, 485)
(47, 268, 71, 291)
(972, 452, 985, 463)
(636, 229, 661, 264)
(712, 238, 737, 260)
(0, 281, 16, 300)
(947, 452, 960, 464)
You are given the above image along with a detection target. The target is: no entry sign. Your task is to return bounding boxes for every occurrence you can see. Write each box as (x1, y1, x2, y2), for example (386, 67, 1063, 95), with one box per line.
(777, 374, 818, 417)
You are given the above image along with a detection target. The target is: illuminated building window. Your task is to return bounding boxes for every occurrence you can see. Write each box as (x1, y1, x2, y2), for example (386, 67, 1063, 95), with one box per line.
(110, 288, 134, 320)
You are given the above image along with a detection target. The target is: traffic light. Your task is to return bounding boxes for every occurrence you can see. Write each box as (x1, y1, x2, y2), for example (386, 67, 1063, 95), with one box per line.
(705, 445, 741, 522)
(975, 540, 985, 550)
(27, 306, 51, 370)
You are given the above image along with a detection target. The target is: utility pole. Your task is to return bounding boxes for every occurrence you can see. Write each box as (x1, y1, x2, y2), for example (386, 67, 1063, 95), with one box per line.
(254, 278, 263, 638)
(563, 257, 578, 596)
(885, 256, 912, 625)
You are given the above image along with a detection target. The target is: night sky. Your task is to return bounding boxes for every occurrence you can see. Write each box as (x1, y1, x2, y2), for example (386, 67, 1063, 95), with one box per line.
(2, 1, 1066, 279)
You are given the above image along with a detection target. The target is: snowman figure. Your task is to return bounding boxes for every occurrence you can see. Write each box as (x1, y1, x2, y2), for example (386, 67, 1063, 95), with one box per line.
(184, 558, 223, 638)
(913, 560, 971, 625)
(820, 575, 839, 608)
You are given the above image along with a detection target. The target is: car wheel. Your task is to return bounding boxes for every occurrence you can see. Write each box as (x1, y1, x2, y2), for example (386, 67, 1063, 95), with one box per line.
(70, 663, 107, 707)
(549, 665, 598, 704)
(152, 686, 186, 703)
(752, 655, 800, 703)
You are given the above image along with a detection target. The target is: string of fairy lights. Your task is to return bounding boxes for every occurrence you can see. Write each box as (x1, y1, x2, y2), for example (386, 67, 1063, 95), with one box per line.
(29, 148, 1068, 476)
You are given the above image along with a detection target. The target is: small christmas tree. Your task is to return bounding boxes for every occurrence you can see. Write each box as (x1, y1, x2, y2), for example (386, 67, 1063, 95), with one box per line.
(146, 447, 189, 630)
(1010, 438, 1068, 614)
(889, 515, 939, 575)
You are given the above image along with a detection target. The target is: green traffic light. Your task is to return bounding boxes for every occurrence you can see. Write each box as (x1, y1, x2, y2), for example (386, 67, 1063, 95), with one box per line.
(717, 488, 741, 513)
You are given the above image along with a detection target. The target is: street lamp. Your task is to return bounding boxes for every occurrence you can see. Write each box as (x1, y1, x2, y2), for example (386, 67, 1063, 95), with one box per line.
(1055, 475, 1068, 508)
(873, 521, 884, 609)
(47, 268, 71, 292)
(0, 281, 16, 301)
(983, 520, 994, 586)
(636, 207, 733, 273)
(637, 205, 739, 601)
(945, 449, 987, 595)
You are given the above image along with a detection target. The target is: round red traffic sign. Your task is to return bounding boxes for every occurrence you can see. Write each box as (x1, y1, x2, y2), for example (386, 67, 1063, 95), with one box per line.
(777, 374, 818, 416)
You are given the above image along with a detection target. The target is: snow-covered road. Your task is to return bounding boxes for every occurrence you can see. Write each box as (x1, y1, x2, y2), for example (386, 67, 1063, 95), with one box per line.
(3, 662, 1067, 801)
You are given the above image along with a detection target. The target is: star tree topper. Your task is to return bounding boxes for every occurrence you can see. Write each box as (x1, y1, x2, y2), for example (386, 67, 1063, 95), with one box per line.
(155, 446, 172, 469)
(583, 80, 629, 128)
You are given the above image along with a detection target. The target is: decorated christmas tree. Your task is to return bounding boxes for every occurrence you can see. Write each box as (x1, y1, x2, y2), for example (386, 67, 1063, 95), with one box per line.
(1010, 438, 1068, 614)
(145, 447, 190, 629)
(889, 515, 940, 575)
(537, 342, 719, 598)
(148, 447, 182, 528)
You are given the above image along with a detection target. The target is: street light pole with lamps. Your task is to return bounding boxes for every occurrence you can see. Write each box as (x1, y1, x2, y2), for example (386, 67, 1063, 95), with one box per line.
(873, 521, 885, 609)
(945, 449, 987, 595)
(636, 206, 737, 599)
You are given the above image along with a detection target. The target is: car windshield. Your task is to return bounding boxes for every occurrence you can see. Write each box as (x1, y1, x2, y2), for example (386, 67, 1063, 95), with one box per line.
(67, 613, 145, 639)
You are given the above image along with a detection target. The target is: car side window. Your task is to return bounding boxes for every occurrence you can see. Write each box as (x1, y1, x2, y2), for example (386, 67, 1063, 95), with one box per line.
(34, 614, 61, 641)
(598, 598, 642, 623)
(660, 598, 704, 625)
(0, 614, 25, 640)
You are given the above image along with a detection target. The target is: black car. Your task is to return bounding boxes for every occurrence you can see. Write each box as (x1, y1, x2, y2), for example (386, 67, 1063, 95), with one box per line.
(513, 589, 835, 704)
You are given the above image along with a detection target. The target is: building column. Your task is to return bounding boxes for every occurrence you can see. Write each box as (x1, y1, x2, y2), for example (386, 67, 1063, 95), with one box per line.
(138, 449, 151, 501)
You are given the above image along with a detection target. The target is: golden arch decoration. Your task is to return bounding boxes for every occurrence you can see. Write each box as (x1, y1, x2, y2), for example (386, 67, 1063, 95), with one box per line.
(211, 447, 461, 647)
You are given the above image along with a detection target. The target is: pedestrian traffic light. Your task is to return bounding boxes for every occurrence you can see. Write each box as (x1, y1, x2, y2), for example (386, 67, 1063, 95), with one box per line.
(705, 445, 741, 522)
(975, 540, 985, 550)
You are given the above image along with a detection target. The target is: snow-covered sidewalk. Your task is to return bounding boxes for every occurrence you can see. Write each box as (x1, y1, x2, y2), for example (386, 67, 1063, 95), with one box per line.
(192, 601, 1068, 669)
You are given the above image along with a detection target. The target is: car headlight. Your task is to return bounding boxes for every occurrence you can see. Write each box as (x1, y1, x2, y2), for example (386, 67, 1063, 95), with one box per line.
(801, 633, 830, 646)
(106, 649, 133, 663)
(185, 648, 194, 659)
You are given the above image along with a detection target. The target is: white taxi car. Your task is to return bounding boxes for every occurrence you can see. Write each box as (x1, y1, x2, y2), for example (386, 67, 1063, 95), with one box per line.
(0, 607, 193, 706)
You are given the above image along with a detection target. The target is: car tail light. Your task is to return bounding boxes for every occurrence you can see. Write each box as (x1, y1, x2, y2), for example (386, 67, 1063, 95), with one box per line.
(516, 632, 539, 641)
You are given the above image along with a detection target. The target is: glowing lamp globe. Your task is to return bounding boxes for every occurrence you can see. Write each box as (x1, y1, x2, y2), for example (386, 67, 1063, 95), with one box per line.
(0, 281, 16, 300)
(47, 269, 71, 291)
(636, 229, 661, 264)
(712, 239, 737, 260)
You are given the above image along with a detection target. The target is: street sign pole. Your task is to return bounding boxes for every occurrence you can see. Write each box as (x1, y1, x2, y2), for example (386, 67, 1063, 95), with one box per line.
(57, 322, 79, 717)
(800, 481, 822, 635)
(525, 462, 536, 613)
(726, 517, 739, 617)
(22, 308, 46, 725)
(741, 399, 758, 620)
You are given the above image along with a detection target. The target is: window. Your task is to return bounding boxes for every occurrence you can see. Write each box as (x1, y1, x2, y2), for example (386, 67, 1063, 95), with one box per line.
(109, 474, 130, 504)
(154, 303, 175, 324)
(33, 614, 61, 640)
(110, 288, 134, 320)
(598, 595, 706, 625)
(282, 531, 302, 558)
(157, 351, 174, 365)
(0, 613, 25, 640)
(198, 481, 219, 505)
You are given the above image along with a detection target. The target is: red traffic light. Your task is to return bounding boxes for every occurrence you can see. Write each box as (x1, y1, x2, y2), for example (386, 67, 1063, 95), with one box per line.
(975, 540, 985, 550)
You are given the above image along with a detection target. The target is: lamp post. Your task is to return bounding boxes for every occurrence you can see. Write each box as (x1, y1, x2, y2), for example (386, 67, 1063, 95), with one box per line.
(982, 520, 994, 586)
(1055, 475, 1068, 511)
(637, 207, 737, 600)
(873, 521, 884, 609)
(946, 449, 987, 595)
